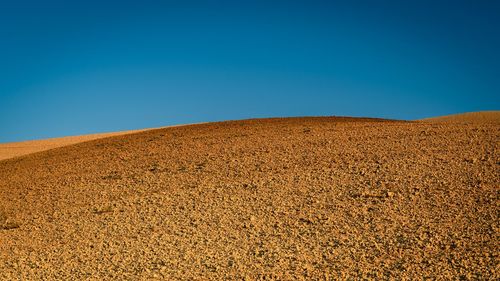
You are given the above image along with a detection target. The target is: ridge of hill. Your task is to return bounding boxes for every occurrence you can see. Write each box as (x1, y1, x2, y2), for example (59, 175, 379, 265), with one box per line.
(0, 117, 385, 162)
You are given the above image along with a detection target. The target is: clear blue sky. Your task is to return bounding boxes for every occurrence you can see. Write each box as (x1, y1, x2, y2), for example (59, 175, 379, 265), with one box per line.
(1, 0, 499, 142)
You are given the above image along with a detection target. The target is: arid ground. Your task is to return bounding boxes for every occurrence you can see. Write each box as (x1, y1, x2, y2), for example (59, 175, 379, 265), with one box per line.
(0, 113, 498, 280)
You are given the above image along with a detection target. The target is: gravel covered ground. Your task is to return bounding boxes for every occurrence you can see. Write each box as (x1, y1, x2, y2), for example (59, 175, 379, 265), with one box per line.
(0, 117, 498, 280)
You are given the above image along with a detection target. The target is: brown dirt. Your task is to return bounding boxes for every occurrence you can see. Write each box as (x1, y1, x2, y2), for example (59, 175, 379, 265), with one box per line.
(420, 111, 500, 124)
(0, 116, 498, 280)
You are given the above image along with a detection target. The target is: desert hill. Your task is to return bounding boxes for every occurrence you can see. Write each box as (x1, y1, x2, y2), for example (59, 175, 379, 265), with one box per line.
(0, 116, 498, 279)
(420, 110, 500, 124)
(2, 111, 498, 162)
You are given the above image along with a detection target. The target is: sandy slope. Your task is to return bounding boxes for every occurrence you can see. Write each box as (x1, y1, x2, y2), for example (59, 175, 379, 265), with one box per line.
(0, 116, 498, 280)
(0, 130, 145, 162)
(420, 111, 500, 124)
(0, 124, 199, 161)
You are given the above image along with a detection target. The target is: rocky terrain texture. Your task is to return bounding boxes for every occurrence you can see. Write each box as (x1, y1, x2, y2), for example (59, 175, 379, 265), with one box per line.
(0, 116, 498, 280)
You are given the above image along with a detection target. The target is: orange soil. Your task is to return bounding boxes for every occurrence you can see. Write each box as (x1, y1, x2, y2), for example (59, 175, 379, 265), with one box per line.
(0, 116, 498, 280)
(420, 111, 500, 124)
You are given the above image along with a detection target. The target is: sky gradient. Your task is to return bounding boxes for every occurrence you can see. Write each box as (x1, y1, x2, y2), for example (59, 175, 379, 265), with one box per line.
(1, 0, 499, 142)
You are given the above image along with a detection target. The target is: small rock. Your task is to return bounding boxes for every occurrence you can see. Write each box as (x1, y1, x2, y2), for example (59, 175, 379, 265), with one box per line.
(465, 158, 477, 164)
